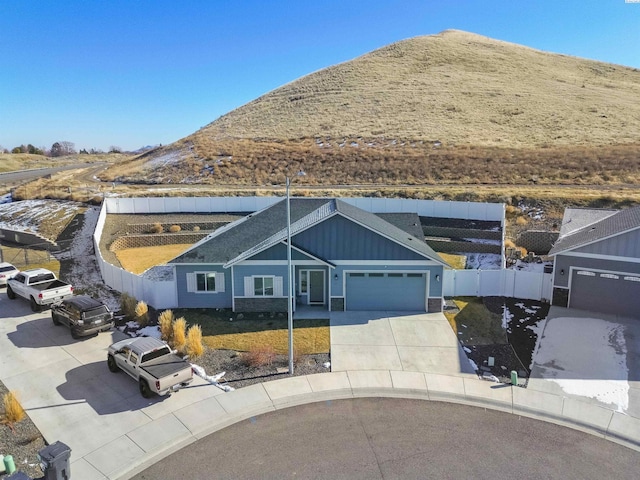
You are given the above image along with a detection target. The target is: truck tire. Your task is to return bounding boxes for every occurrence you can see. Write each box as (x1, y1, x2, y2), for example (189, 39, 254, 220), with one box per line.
(30, 297, 41, 313)
(6, 286, 15, 299)
(139, 379, 152, 398)
(107, 355, 119, 373)
(51, 311, 61, 326)
(70, 328, 81, 340)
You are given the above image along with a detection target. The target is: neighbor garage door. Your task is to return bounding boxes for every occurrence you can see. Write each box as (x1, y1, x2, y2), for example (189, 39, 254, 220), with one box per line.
(346, 272, 426, 311)
(570, 269, 640, 319)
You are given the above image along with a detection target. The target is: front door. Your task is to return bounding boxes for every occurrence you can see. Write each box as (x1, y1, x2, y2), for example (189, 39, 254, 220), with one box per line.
(309, 270, 325, 304)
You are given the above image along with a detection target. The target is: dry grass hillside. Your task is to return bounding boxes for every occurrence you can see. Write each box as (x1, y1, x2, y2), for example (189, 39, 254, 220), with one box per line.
(200, 29, 640, 146)
(98, 30, 640, 194)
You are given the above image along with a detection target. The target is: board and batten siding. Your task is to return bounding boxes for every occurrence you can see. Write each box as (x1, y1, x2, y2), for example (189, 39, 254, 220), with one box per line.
(175, 265, 232, 308)
(294, 215, 426, 261)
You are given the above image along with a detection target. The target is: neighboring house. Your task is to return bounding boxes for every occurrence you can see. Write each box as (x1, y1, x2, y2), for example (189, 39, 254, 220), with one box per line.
(169, 198, 449, 313)
(549, 205, 640, 319)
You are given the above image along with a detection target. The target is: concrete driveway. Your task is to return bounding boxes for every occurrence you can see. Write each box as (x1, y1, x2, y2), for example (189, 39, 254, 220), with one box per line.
(0, 294, 220, 480)
(529, 306, 640, 417)
(330, 311, 476, 376)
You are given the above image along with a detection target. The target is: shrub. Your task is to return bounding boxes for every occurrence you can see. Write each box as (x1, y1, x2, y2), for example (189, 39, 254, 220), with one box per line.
(120, 292, 138, 320)
(150, 222, 163, 234)
(242, 344, 276, 368)
(173, 317, 187, 351)
(169, 225, 181, 233)
(504, 239, 516, 249)
(185, 324, 204, 359)
(516, 216, 528, 226)
(192, 225, 200, 232)
(2, 391, 25, 426)
(159, 309, 174, 342)
(135, 300, 149, 328)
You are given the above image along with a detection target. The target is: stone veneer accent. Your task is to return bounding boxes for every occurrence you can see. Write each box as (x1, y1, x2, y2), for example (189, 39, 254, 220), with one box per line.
(235, 297, 288, 313)
(330, 297, 345, 311)
(552, 287, 569, 307)
(428, 297, 443, 313)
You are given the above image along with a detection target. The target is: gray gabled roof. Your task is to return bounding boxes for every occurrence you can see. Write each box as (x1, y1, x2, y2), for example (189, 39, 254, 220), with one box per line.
(170, 198, 328, 264)
(170, 197, 448, 266)
(334, 200, 448, 266)
(549, 204, 640, 255)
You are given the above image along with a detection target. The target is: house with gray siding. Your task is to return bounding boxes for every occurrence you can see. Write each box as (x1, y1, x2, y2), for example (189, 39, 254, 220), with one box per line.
(169, 198, 449, 313)
(549, 205, 640, 319)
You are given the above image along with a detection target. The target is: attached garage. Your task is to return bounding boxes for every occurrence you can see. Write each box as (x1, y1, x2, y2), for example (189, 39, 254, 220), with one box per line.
(345, 272, 427, 311)
(570, 269, 640, 319)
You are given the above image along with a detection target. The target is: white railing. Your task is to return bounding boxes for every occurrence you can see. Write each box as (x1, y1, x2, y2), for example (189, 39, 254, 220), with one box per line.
(443, 269, 553, 302)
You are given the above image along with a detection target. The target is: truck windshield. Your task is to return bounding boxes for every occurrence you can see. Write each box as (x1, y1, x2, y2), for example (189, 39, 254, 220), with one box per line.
(141, 347, 171, 364)
(83, 306, 109, 319)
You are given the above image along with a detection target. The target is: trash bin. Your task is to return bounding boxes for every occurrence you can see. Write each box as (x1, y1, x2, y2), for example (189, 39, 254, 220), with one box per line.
(7, 472, 33, 480)
(38, 441, 71, 480)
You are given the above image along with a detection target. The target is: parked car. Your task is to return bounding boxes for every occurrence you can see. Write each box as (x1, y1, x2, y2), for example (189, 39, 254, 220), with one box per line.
(107, 337, 194, 398)
(51, 295, 114, 339)
(0, 262, 19, 286)
(6, 268, 74, 312)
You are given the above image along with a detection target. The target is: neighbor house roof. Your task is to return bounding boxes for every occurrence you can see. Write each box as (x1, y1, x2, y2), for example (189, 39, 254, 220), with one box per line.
(170, 198, 448, 267)
(549, 205, 640, 255)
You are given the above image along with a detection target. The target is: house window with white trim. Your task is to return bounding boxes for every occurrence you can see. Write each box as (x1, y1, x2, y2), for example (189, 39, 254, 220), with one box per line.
(244, 275, 283, 297)
(187, 272, 225, 293)
(254, 276, 274, 296)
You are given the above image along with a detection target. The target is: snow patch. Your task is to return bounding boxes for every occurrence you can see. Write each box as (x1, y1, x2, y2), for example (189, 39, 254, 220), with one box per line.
(502, 306, 514, 329)
(465, 253, 502, 270)
(533, 317, 629, 412)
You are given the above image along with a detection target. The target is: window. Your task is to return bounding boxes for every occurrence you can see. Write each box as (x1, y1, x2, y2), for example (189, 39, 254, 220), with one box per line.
(254, 276, 274, 296)
(407, 273, 423, 278)
(300, 271, 308, 293)
(577, 270, 596, 276)
(600, 273, 619, 280)
(368, 273, 384, 277)
(197, 273, 216, 291)
(244, 276, 283, 297)
(388, 273, 403, 278)
(187, 272, 225, 293)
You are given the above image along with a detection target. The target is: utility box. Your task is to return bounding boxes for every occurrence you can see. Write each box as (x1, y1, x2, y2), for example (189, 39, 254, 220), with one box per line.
(38, 441, 71, 480)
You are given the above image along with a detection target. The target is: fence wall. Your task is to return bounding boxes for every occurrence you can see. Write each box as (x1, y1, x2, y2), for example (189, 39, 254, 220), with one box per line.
(97, 197, 558, 308)
(104, 197, 505, 222)
(94, 201, 178, 309)
(443, 269, 553, 302)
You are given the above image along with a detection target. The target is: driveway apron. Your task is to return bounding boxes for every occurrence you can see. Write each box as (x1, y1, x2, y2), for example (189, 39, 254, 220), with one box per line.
(330, 311, 476, 376)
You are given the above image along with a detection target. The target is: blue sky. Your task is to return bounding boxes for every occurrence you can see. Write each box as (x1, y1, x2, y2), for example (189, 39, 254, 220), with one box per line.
(1, 0, 638, 152)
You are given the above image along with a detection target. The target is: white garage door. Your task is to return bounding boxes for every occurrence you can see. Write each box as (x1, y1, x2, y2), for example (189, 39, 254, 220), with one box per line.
(570, 269, 640, 319)
(346, 272, 427, 311)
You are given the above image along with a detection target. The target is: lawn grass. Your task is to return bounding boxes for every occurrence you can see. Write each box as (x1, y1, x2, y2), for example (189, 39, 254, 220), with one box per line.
(115, 244, 193, 274)
(438, 253, 467, 270)
(444, 296, 507, 345)
(172, 309, 330, 355)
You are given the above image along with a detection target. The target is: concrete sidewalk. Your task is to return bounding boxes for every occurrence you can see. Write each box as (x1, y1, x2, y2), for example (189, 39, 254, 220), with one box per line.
(2, 298, 639, 480)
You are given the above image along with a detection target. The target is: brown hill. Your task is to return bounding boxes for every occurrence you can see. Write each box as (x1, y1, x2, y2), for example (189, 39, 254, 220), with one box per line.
(103, 30, 640, 188)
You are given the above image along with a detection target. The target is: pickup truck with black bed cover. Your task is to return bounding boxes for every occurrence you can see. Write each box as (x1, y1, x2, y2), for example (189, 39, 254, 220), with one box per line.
(107, 337, 194, 398)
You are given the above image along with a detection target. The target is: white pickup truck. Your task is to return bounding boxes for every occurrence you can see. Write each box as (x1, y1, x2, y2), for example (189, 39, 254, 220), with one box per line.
(6, 268, 74, 312)
(107, 337, 194, 398)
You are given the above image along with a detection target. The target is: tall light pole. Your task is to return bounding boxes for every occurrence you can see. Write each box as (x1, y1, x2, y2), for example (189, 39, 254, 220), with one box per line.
(286, 176, 294, 374)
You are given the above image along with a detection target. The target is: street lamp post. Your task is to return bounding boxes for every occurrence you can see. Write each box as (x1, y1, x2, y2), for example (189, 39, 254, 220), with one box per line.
(286, 176, 294, 374)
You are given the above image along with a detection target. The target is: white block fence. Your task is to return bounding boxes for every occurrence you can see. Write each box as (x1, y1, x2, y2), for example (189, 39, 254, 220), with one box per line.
(94, 196, 551, 308)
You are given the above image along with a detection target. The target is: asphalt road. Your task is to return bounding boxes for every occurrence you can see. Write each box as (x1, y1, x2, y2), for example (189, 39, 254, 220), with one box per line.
(132, 397, 639, 480)
(0, 162, 103, 185)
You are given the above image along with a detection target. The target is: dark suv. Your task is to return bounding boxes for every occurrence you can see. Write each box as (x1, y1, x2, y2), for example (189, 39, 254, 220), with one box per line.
(51, 295, 114, 339)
